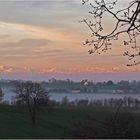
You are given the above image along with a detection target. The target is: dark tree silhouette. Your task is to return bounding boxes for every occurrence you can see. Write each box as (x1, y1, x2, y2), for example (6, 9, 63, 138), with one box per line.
(14, 81, 49, 124)
(81, 0, 140, 66)
(0, 87, 4, 103)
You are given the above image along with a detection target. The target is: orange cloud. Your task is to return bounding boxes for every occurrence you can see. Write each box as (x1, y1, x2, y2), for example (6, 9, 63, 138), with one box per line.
(40, 68, 56, 74)
(0, 65, 4, 71)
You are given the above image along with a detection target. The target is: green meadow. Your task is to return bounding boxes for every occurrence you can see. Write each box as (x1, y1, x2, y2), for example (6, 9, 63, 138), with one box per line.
(0, 105, 139, 139)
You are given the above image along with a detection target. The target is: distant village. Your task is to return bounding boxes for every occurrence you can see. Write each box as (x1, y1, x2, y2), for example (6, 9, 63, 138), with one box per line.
(0, 78, 140, 94)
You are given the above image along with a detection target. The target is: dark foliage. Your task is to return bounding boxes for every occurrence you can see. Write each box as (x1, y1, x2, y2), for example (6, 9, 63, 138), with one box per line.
(73, 112, 139, 139)
(13, 81, 50, 124)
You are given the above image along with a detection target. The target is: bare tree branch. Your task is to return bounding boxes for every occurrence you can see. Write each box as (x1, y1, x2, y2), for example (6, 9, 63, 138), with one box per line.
(82, 0, 140, 66)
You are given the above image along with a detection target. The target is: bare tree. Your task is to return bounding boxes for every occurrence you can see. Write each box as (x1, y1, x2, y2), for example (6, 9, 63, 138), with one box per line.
(81, 0, 140, 66)
(14, 81, 49, 124)
(0, 87, 4, 103)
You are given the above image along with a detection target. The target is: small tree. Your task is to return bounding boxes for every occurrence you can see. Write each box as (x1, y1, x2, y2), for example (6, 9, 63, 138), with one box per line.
(14, 81, 49, 124)
(0, 87, 4, 103)
(73, 112, 135, 138)
(61, 96, 69, 106)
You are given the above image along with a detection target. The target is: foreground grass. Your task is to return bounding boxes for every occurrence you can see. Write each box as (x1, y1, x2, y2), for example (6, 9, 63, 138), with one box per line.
(0, 105, 139, 138)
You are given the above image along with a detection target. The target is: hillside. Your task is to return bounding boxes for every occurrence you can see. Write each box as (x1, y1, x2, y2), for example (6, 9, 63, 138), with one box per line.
(0, 105, 139, 138)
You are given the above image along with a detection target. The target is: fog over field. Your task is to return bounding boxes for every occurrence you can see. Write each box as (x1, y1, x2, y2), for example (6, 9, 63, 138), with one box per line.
(2, 85, 140, 103)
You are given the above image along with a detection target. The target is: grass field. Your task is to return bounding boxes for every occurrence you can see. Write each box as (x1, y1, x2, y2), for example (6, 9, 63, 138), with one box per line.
(0, 105, 139, 138)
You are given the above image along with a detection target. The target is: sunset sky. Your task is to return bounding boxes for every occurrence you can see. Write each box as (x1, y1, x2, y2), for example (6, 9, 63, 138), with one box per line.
(0, 0, 139, 82)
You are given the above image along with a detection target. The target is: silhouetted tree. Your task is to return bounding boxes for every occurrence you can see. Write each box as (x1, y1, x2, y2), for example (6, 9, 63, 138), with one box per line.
(117, 80, 131, 92)
(0, 87, 4, 103)
(61, 96, 69, 106)
(73, 112, 136, 138)
(14, 81, 49, 124)
(106, 80, 114, 86)
(81, 0, 140, 66)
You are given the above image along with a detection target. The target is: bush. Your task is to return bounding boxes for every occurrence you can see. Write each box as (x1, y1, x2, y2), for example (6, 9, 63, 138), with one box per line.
(73, 116, 105, 138)
(104, 112, 135, 138)
(72, 112, 138, 139)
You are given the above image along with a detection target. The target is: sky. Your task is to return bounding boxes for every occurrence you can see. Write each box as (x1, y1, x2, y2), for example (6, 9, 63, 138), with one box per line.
(0, 0, 139, 82)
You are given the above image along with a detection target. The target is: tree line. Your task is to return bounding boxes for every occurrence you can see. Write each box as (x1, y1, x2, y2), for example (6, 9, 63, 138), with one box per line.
(50, 96, 140, 109)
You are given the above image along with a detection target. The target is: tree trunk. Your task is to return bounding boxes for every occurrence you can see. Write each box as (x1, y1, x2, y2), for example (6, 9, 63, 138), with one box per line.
(27, 99, 36, 124)
(31, 98, 36, 124)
